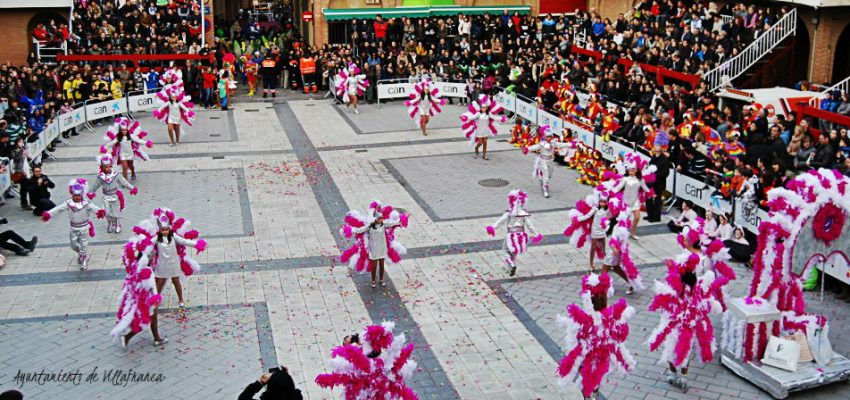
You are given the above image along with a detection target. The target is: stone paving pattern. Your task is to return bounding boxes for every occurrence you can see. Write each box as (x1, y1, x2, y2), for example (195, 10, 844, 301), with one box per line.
(0, 96, 847, 399)
(0, 305, 263, 399)
(7, 169, 247, 247)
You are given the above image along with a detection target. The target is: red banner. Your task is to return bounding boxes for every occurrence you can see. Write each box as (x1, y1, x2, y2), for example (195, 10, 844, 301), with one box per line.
(57, 54, 215, 62)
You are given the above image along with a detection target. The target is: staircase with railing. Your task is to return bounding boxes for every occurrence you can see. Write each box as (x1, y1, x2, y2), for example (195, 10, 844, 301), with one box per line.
(808, 75, 850, 106)
(703, 8, 797, 92)
(33, 38, 67, 64)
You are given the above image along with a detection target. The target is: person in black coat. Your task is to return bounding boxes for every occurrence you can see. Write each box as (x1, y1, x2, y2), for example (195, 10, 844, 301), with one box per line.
(26, 165, 56, 217)
(646, 145, 669, 222)
(238, 367, 303, 400)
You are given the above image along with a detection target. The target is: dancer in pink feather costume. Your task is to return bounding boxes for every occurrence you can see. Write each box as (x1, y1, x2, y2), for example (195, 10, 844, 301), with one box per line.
(405, 75, 445, 136)
(316, 321, 418, 399)
(334, 62, 368, 114)
(648, 252, 726, 392)
(41, 179, 106, 270)
(111, 237, 167, 348)
(131, 208, 207, 312)
(88, 154, 138, 234)
(340, 201, 409, 288)
(152, 85, 195, 146)
(486, 190, 543, 276)
(460, 94, 505, 160)
(100, 116, 153, 181)
(557, 273, 635, 400)
(609, 152, 656, 239)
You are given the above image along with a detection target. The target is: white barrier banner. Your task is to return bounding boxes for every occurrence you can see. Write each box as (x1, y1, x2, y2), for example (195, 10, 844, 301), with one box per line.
(595, 137, 639, 163)
(733, 197, 769, 234)
(377, 82, 468, 100)
(28, 121, 59, 158)
(494, 91, 515, 113)
(86, 98, 127, 120)
(515, 98, 537, 123)
(58, 107, 86, 131)
(674, 172, 732, 213)
(538, 110, 560, 132)
(129, 93, 159, 112)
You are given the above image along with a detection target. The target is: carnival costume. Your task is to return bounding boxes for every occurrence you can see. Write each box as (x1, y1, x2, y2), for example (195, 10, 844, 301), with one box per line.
(522, 125, 570, 197)
(460, 94, 505, 144)
(131, 208, 207, 279)
(564, 181, 645, 291)
(609, 152, 656, 211)
(405, 76, 446, 127)
(486, 190, 543, 276)
(42, 179, 106, 269)
(153, 69, 195, 127)
(557, 273, 635, 399)
(315, 321, 418, 400)
(334, 63, 369, 105)
(648, 253, 727, 391)
(88, 154, 138, 234)
(340, 201, 410, 273)
(100, 117, 153, 163)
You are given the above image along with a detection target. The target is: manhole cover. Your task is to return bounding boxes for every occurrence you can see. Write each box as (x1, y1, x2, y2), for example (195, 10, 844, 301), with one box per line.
(478, 178, 509, 187)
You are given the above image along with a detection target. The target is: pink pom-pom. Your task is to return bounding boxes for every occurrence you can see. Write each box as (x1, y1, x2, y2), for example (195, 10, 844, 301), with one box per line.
(399, 213, 409, 227)
(99, 145, 108, 154)
(145, 140, 153, 148)
(194, 239, 207, 254)
(148, 293, 162, 306)
(96, 209, 106, 219)
(486, 225, 496, 237)
(343, 225, 353, 238)
(532, 234, 544, 244)
(139, 268, 152, 280)
(87, 192, 96, 200)
(41, 212, 51, 222)
(129, 187, 139, 195)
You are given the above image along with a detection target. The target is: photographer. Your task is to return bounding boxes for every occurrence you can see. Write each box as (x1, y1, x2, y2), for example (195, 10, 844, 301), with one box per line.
(26, 165, 55, 217)
(238, 366, 302, 400)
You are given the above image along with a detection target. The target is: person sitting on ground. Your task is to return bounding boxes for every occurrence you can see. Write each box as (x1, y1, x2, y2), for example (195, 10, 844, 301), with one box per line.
(667, 200, 697, 233)
(0, 226, 37, 256)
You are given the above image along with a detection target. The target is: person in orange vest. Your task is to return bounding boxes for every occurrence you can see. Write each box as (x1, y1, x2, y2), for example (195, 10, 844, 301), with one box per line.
(300, 53, 318, 94)
(261, 51, 280, 98)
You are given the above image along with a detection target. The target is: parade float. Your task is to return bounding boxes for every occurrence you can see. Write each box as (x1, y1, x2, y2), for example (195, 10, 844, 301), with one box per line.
(720, 168, 850, 398)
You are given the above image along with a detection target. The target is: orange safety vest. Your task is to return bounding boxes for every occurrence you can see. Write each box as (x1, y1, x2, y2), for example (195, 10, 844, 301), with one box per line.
(299, 57, 316, 74)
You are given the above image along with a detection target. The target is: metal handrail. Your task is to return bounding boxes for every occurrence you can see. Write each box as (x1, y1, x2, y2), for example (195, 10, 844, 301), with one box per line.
(720, 14, 735, 25)
(703, 8, 797, 92)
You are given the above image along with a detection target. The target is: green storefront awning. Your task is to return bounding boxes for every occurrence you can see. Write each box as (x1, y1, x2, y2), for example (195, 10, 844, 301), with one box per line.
(322, 5, 531, 21)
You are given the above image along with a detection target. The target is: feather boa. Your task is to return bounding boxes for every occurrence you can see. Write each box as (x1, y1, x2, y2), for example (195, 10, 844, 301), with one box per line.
(316, 321, 418, 400)
(111, 240, 161, 339)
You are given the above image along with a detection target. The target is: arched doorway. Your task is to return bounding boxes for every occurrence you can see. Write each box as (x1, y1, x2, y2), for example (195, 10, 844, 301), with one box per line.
(27, 10, 69, 51)
(833, 22, 850, 83)
(790, 16, 811, 85)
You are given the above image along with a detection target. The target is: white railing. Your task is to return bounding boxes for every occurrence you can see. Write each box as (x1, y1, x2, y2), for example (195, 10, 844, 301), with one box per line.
(720, 14, 735, 25)
(572, 25, 588, 49)
(808, 75, 850, 106)
(703, 8, 797, 92)
(33, 38, 67, 62)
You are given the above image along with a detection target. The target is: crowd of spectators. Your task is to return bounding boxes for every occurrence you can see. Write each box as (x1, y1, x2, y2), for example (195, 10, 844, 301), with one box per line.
(66, 0, 206, 57)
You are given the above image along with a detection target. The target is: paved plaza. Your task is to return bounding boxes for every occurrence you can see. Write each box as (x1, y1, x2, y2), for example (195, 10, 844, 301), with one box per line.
(1, 98, 848, 399)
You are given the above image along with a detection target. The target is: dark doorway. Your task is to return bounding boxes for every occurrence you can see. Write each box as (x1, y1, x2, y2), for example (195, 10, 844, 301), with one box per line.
(833, 22, 850, 83)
